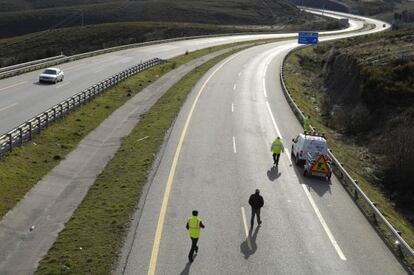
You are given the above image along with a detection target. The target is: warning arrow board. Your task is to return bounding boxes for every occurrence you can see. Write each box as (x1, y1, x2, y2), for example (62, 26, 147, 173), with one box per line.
(310, 155, 330, 174)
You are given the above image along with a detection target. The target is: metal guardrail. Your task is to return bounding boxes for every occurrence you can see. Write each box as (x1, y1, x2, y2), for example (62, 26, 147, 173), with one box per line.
(0, 55, 66, 74)
(279, 52, 414, 268)
(0, 31, 280, 80)
(0, 58, 165, 157)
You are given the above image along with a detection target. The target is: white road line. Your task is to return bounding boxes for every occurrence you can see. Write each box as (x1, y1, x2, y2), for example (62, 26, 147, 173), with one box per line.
(238, 72, 242, 77)
(56, 81, 71, 89)
(264, 101, 346, 261)
(147, 51, 246, 275)
(233, 84, 237, 91)
(301, 184, 347, 261)
(263, 78, 268, 98)
(263, 63, 269, 98)
(0, 103, 17, 112)
(231, 103, 234, 113)
(265, 101, 283, 138)
(95, 68, 104, 73)
(233, 136, 237, 153)
(241, 207, 252, 250)
(0, 81, 27, 92)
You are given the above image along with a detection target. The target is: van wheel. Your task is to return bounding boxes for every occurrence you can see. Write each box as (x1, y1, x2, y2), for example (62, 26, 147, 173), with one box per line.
(295, 154, 300, 166)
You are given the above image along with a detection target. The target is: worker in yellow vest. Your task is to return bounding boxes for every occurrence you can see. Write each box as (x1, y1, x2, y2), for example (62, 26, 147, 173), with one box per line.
(303, 115, 311, 132)
(271, 137, 284, 166)
(186, 210, 205, 263)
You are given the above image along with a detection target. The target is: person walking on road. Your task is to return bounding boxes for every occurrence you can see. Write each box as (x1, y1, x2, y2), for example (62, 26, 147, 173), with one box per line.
(186, 210, 205, 263)
(249, 189, 264, 228)
(271, 137, 284, 166)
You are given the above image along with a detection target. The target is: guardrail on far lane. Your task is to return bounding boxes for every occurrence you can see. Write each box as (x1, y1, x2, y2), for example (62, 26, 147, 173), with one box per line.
(0, 58, 165, 157)
(279, 51, 414, 270)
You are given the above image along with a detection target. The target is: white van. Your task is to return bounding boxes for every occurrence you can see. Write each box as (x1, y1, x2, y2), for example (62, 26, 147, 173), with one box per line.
(291, 133, 328, 165)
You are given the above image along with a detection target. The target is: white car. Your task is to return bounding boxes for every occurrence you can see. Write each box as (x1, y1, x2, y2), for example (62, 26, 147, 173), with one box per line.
(39, 68, 64, 84)
(291, 132, 328, 165)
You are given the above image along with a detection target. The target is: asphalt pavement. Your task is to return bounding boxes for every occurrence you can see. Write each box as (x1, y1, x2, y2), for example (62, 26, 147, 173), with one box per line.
(119, 17, 406, 275)
(0, 9, 366, 136)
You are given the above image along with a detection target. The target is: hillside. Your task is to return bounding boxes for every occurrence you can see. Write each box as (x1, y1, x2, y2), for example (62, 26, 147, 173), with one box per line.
(0, 0, 330, 37)
(285, 28, 414, 220)
(292, 0, 414, 22)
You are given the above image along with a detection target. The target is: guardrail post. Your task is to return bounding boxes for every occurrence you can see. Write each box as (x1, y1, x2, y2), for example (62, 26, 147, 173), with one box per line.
(45, 112, 49, 127)
(7, 133, 12, 152)
(37, 117, 42, 133)
(27, 122, 32, 140)
(53, 107, 57, 122)
(19, 128, 23, 145)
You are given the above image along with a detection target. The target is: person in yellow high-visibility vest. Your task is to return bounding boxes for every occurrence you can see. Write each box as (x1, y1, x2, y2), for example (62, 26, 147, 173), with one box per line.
(303, 115, 311, 132)
(271, 137, 284, 166)
(186, 210, 205, 262)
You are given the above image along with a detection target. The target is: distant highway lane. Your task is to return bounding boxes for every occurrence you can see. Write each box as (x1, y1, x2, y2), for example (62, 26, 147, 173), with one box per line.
(118, 12, 405, 275)
(0, 9, 366, 136)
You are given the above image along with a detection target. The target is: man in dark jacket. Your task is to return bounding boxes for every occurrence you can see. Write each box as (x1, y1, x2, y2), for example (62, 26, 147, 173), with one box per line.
(249, 189, 264, 228)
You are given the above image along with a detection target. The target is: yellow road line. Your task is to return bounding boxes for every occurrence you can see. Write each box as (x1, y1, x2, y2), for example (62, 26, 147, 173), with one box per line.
(147, 51, 245, 275)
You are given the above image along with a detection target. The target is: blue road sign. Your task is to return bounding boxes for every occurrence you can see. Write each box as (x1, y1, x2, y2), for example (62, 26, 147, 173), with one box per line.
(298, 32, 319, 45)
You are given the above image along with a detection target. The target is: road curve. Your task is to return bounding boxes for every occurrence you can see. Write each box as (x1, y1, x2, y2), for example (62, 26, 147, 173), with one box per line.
(118, 11, 406, 275)
(0, 9, 367, 136)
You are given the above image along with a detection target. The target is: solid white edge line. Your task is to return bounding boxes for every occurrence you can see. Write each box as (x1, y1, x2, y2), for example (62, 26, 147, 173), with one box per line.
(0, 103, 17, 112)
(301, 184, 347, 261)
(233, 136, 237, 153)
(265, 100, 347, 261)
(241, 206, 252, 250)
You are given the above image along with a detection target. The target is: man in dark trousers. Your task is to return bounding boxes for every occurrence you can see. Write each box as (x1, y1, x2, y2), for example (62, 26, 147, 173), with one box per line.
(186, 210, 205, 263)
(249, 189, 264, 228)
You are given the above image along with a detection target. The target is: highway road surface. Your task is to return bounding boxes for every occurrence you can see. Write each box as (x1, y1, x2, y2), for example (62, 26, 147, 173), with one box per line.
(0, 9, 366, 136)
(0, 7, 402, 275)
(117, 12, 407, 275)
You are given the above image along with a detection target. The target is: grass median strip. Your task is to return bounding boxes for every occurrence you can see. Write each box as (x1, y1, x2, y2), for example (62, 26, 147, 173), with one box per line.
(0, 38, 282, 222)
(35, 45, 249, 274)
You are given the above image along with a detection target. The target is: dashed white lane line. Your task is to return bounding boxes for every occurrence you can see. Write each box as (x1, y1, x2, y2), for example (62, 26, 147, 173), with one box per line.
(264, 100, 346, 261)
(233, 84, 237, 91)
(147, 51, 245, 275)
(238, 72, 242, 77)
(233, 136, 237, 153)
(241, 207, 252, 250)
(0, 81, 27, 92)
(231, 103, 234, 113)
(95, 68, 104, 73)
(0, 103, 17, 112)
(56, 81, 71, 89)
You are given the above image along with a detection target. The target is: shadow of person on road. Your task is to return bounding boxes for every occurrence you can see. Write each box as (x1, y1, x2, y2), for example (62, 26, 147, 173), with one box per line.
(240, 225, 260, 259)
(180, 259, 194, 275)
(267, 165, 281, 181)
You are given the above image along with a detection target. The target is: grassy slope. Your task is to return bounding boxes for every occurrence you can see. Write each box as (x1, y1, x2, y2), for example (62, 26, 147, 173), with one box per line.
(0, 22, 249, 67)
(284, 34, 414, 266)
(0, 13, 340, 68)
(0, 39, 266, 220)
(0, 0, 316, 37)
(34, 43, 253, 275)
